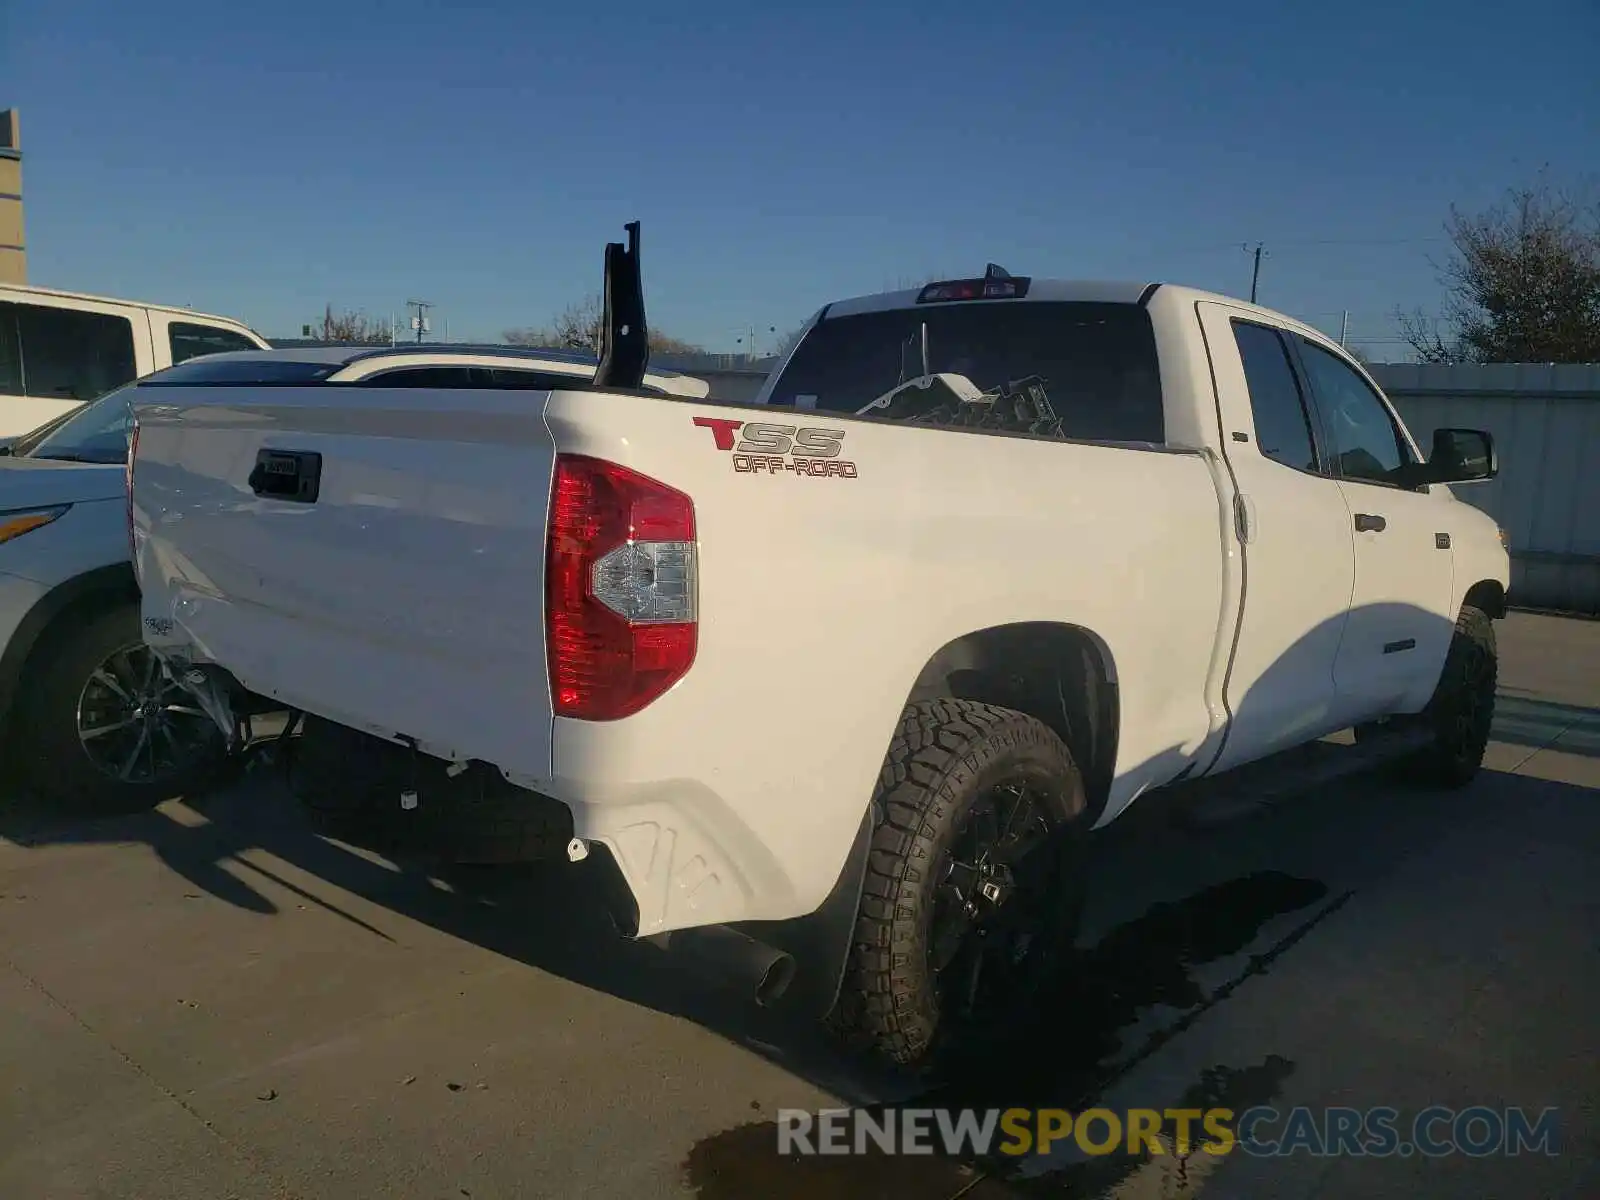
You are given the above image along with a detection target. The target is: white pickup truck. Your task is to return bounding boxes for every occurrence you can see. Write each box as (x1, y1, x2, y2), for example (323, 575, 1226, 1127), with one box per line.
(130, 225, 1509, 1070)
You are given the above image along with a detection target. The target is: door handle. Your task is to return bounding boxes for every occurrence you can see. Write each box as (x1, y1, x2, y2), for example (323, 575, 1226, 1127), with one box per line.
(1354, 513, 1387, 533)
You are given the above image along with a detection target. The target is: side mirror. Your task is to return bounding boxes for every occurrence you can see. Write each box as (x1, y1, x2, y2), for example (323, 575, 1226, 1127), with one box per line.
(1425, 427, 1497, 484)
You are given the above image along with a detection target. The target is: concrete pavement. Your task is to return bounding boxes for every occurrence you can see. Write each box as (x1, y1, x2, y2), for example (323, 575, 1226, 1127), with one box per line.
(2, 612, 1596, 1199)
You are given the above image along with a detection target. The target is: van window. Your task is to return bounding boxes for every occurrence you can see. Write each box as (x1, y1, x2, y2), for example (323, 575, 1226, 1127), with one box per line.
(0, 305, 20, 394)
(0, 301, 138, 401)
(169, 322, 263, 364)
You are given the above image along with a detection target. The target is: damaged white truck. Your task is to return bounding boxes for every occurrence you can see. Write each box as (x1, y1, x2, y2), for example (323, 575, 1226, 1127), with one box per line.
(129, 223, 1509, 1070)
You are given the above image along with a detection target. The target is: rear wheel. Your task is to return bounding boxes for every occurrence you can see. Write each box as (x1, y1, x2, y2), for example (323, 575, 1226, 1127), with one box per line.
(16, 603, 228, 812)
(834, 700, 1087, 1072)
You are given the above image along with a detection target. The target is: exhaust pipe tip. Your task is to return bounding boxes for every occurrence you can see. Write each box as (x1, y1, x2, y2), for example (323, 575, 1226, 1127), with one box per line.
(652, 925, 797, 1008)
(754, 949, 797, 1008)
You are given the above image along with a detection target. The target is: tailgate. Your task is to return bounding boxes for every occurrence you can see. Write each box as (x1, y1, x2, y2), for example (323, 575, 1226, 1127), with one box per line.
(132, 383, 557, 779)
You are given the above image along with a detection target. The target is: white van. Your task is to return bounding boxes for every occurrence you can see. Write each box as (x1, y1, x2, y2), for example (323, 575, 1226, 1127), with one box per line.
(0, 283, 270, 438)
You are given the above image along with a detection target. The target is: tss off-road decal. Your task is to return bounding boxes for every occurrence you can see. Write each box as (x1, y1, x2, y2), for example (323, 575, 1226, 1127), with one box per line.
(692, 417, 859, 478)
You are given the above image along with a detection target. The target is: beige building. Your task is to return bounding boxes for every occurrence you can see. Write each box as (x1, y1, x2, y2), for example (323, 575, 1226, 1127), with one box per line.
(1, 109, 23, 285)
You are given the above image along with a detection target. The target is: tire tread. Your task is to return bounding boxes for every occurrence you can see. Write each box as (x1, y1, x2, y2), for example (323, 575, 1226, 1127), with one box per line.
(836, 699, 1083, 1068)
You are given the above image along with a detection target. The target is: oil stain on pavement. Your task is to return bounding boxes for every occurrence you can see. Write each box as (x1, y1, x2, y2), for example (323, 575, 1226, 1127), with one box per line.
(684, 870, 1339, 1198)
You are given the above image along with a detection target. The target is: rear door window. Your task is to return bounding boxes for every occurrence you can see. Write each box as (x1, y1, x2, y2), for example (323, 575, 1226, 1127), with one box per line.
(169, 322, 263, 364)
(1, 301, 138, 401)
(769, 301, 1165, 443)
(1231, 320, 1319, 472)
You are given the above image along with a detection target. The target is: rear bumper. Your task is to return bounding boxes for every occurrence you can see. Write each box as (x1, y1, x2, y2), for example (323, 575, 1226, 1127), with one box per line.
(549, 777, 873, 1021)
(281, 715, 870, 1020)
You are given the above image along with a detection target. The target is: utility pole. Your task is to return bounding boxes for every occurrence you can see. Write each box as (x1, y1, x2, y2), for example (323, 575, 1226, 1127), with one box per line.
(406, 298, 433, 344)
(1243, 243, 1268, 303)
(1339, 310, 1350, 348)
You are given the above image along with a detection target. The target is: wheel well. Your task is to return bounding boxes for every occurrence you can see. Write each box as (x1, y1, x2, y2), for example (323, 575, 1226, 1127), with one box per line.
(0, 566, 138, 739)
(1463, 579, 1507, 620)
(905, 623, 1119, 821)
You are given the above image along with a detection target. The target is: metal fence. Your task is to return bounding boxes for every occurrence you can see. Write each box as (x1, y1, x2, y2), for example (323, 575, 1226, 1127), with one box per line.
(1373, 363, 1600, 615)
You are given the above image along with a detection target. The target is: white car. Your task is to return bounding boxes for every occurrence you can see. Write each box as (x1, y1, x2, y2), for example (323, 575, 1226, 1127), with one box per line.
(2, 342, 711, 811)
(131, 226, 1511, 1068)
(0, 384, 229, 808)
(146, 342, 714, 399)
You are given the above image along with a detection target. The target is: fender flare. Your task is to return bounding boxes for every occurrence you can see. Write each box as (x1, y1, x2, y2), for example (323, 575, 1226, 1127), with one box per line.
(0, 563, 138, 733)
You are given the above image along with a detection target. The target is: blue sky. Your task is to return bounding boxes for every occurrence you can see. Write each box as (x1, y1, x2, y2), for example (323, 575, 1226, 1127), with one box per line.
(6, 0, 1597, 357)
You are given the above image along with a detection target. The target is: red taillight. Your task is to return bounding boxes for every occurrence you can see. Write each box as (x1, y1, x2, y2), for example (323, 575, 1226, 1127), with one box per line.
(545, 454, 697, 720)
(126, 419, 140, 564)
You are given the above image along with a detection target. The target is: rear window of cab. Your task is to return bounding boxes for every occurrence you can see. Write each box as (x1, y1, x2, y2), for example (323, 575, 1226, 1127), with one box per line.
(769, 301, 1164, 443)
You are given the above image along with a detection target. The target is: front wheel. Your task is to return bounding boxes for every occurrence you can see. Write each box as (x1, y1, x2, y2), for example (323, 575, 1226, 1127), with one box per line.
(1410, 605, 1498, 787)
(16, 603, 229, 812)
(834, 699, 1088, 1072)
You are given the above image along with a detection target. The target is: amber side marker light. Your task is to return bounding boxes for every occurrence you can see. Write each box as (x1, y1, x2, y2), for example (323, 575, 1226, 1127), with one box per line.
(0, 505, 70, 546)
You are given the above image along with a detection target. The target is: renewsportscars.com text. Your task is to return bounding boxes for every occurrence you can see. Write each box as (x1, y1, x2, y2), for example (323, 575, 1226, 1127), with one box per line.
(776, 1105, 1561, 1159)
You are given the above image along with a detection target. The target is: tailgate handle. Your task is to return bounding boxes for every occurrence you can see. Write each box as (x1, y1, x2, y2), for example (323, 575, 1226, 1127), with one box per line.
(249, 449, 322, 504)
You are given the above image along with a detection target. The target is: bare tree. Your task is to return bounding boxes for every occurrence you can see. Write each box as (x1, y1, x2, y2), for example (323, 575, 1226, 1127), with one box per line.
(1398, 176, 1600, 364)
(770, 324, 809, 358)
(503, 293, 704, 355)
(1395, 310, 1458, 364)
(308, 305, 392, 345)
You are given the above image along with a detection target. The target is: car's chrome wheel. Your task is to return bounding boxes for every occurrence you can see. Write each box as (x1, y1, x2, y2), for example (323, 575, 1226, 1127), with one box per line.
(75, 642, 221, 785)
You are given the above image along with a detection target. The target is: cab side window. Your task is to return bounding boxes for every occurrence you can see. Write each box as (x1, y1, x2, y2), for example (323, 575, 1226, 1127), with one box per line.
(169, 322, 262, 365)
(1294, 338, 1416, 487)
(1232, 319, 1318, 472)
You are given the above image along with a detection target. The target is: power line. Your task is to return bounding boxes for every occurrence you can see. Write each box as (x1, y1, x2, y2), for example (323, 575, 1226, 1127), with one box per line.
(1267, 240, 1459, 251)
(1150, 235, 1449, 258)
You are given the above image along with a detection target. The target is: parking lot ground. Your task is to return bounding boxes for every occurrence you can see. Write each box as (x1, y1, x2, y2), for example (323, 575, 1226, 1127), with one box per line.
(2, 611, 1597, 1200)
